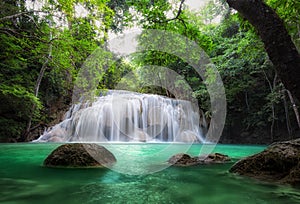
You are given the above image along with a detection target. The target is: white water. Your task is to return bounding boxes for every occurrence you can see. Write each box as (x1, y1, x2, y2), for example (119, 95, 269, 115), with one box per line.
(34, 90, 205, 143)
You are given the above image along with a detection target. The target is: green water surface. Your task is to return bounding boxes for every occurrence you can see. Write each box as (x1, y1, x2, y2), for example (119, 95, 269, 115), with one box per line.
(0, 143, 300, 204)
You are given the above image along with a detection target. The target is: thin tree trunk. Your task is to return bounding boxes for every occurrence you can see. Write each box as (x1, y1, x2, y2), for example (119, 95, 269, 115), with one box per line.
(271, 73, 277, 141)
(262, 70, 277, 141)
(282, 89, 292, 137)
(22, 21, 53, 141)
(245, 91, 249, 111)
(285, 89, 300, 129)
(23, 57, 50, 136)
(226, 0, 300, 101)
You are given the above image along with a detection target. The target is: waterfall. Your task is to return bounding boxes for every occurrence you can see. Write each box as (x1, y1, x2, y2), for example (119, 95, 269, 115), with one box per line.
(34, 90, 205, 143)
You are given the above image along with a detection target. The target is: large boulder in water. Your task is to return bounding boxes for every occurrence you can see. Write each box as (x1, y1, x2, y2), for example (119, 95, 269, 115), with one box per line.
(44, 143, 116, 168)
(168, 153, 230, 166)
(229, 139, 300, 186)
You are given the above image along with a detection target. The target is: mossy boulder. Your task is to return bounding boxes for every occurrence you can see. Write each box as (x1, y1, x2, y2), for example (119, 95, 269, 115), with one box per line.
(44, 143, 116, 168)
(229, 138, 300, 186)
(168, 153, 230, 166)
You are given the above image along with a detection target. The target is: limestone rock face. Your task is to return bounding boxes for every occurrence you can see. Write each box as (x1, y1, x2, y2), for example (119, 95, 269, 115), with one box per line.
(168, 153, 230, 166)
(44, 143, 116, 168)
(230, 139, 300, 186)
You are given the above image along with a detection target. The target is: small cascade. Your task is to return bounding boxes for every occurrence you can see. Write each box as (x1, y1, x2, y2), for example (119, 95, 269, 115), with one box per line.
(34, 90, 205, 143)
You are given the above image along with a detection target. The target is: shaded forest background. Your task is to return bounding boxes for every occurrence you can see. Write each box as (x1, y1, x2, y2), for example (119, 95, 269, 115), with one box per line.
(0, 0, 299, 143)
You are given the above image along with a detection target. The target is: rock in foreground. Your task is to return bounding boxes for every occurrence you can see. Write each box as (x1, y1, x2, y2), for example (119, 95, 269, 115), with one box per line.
(44, 143, 116, 168)
(229, 139, 300, 186)
(168, 153, 230, 166)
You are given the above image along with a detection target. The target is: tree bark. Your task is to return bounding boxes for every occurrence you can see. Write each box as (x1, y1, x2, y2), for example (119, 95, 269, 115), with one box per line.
(226, 0, 300, 100)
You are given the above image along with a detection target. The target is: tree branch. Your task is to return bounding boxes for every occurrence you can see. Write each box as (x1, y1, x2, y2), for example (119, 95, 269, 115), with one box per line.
(151, 0, 186, 24)
(24, 14, 40, 29)
(167, 0, 185, 22)
(0, 10, 46, 22)
(0, 27, 58, 43)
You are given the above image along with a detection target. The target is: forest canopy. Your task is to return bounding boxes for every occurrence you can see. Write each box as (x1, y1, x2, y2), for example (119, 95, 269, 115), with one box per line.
(0, 0, 299, 143)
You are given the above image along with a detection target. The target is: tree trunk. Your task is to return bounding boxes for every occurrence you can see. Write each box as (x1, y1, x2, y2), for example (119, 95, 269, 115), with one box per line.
(22, 20, 53, 141)
(22, 57, 50, 141)
(226, 0, 300, 100)
(262, 69, 277, 141)
(282, 89, 292, 136)
(285, 89, 300, 129)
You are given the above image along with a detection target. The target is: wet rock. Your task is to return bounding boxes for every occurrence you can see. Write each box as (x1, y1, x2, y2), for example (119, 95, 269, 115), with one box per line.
(48, 136, 63, 142)
(132, 130, 150, 142)
(168, 153, 198, 166)
(198, 153, 231, 164)
(176, 131, 200, 143)
(229, 138, 300, 186)
(168, 153, 230, 166)
(44, 143, 116, 168)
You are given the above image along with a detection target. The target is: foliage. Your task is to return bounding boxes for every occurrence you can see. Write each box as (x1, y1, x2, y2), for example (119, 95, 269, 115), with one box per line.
(0, 84, 41, 140)
(0, 0, 114, 141)
(266, 0, 300, 47)
(0, 0, 299, 141)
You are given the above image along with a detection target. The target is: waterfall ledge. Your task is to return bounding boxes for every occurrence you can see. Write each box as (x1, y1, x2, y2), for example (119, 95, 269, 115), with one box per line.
(34, 90, 205, 143)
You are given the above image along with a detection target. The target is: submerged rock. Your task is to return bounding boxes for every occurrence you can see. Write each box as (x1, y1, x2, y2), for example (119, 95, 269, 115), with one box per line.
(44, 143, 116, 168)
(168, 153, 230, 166)
(229, 138, 300, 186)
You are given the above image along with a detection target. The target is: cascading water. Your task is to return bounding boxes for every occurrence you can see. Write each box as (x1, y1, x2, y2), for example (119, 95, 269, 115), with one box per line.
(34, 90, 205, 143)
